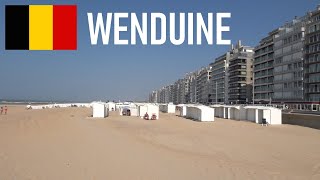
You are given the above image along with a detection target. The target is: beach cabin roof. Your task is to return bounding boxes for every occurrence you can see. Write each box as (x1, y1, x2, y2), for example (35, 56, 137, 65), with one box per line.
(211, 105, 242, 110)
(244, 106, 281, 111)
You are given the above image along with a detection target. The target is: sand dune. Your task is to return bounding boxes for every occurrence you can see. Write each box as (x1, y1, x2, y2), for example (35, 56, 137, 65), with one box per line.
(0, 106, 320, 179)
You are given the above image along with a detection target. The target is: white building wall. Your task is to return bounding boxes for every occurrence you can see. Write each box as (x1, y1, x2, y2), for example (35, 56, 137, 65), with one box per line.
(92, 103, 108, 118)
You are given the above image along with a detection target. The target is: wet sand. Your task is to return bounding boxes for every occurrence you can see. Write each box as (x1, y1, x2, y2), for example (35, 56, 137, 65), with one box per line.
(0, 106, 320, 179)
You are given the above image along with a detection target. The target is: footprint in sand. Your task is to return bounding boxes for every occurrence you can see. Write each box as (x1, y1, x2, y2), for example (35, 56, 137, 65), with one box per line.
(312, 163, 320, 180)
(0, 152, 8, 160)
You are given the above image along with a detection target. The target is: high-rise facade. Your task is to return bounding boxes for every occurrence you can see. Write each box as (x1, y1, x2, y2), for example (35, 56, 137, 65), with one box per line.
(188, 72, 198, 103)
(149, 90, 158, 103)
(209, 52, 230, 104)
(253, 29, 279, 103)
(196, 66, 212, 104)
(305, 6, 320, 104)
(149, 41, 254, 105)
(149, 6, 320, 111)
(228, 41, 254, 104)
(273, 16, 306, 103)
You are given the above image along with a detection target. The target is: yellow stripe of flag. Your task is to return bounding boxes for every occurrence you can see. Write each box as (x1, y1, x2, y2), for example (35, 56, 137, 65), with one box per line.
(29, 5, 53, 50)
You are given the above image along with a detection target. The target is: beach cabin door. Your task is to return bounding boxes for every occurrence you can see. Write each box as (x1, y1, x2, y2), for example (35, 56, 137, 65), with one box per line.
(224, 108, 229, 119)
(257, 109, 263, 124)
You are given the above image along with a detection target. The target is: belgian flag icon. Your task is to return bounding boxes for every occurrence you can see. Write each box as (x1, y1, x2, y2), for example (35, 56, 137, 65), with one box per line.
(5, 5, 77, 50)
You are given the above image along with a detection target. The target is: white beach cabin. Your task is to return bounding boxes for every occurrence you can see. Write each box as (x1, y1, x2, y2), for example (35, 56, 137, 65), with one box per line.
(244, 106, 282, 125)
(119, 104, 139, 116)
(28, 105, 45, 110)
(138, 104, 160, 119)
(92, 102, 108, 118)
(211, 105, 247, 120)
(211, 105, 224, 118)
(224, 105, 247, 120)
(159, 103, 176, 113)
(177, 104, 187, 116)
(186, 105, 215, 122)
(107, 102, 116, 111)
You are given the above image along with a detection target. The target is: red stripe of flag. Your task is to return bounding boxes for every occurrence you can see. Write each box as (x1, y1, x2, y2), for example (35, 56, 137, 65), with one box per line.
(53, 5, 77, 50)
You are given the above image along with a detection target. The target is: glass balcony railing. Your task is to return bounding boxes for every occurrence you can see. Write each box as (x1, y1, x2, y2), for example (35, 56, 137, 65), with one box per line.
(306, 88, 320, 93)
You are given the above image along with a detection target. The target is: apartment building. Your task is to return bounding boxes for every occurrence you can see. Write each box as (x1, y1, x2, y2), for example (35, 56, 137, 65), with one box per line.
(209, 52, 230, 104)
(253, 29, 279, 104)
(305, 6, 320, 106)
(228, 41, 254, 104)
(154, 85, 172, 104)
(149, 90, 158, 103)
(196, 66, 212, 104)
(168, 85, 175, 103)
(273, 16, 307, 103)
(187, 72, 198, 103)
(151, 72, 197, 104)
(150, 6, 320, 110)
(172, 79, 186, 104)
(157, 87, 165, 103)
(183, 75, 191, 104)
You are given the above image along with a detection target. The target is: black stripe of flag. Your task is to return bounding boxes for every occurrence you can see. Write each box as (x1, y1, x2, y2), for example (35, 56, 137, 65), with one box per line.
(5, 5, 29, 50)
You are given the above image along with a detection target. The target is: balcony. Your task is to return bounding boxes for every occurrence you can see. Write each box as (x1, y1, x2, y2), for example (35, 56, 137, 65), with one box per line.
(229, 60, 247, 68)
(273, 77, 303, 83)
(229, 91, 247, 95)
(306, 88, 320, 93)
(229, 78, 246, 83)
(229, 66, 247, 72)
(254, 72, 274, 78)
(229, 84, 247, 89)
(230, 70, 247, 76)
(254, 87, 273, 92)
(228, 97, 247, 102)
(254, 50, 273, 57)
(307, 79, 320, 83)
(254, 64, 273, 71)
(273, 67, 303, 75)
(306, 60, 320, 65)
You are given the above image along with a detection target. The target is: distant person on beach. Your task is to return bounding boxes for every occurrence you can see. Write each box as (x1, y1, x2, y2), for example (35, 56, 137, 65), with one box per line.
(0, 106, 3, 115)
(144, 112, 149, 120)
(4, 106, 7, 115)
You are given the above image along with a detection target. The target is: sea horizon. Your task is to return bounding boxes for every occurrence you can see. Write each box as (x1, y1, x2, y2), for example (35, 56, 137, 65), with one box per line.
(0, 99, 91, 105)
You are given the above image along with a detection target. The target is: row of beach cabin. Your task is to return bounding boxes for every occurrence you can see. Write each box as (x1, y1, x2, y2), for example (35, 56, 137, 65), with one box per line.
(119, 103, 160, 119)
(27, 102, 118, 118)
(26, 101, 282, 125)
(176, 104, 282, 124)
(211, 105, 282, 125)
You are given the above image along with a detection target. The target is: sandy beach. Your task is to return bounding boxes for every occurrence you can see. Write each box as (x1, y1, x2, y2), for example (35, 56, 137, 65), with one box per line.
(0, 106, 320, 179)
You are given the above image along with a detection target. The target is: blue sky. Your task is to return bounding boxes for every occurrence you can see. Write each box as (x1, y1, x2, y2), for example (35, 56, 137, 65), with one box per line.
(0, 0, 318, 102)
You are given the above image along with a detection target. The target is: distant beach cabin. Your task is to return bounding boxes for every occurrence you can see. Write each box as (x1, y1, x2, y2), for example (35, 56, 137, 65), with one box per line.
(177, 104, 187, 116)
(138, 104, 160, 119)
(92, 102, 108, 118)
(159, 103, 176, 113)
(107, 102, 116, 111)
(244, 106, 282, 125)
(119, 105, 139, 116)
(186, 105, 215, 122)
